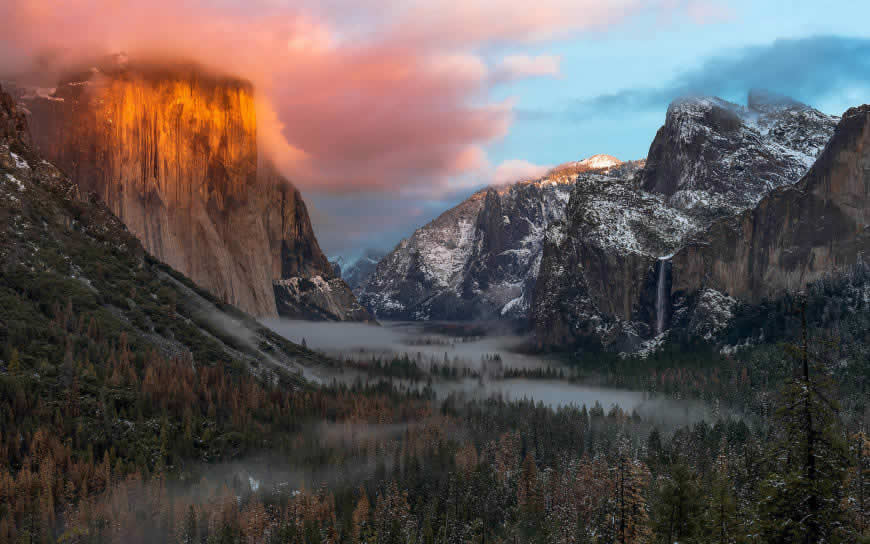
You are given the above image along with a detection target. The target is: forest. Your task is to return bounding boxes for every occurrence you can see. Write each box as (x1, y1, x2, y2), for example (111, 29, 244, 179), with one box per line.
(0, 286, 868, 543)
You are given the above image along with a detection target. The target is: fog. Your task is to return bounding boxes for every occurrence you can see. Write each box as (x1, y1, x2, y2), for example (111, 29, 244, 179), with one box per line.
(261, 318, 559, 371)
(259, 319, 734, 427)
(436, 379, 728, 427)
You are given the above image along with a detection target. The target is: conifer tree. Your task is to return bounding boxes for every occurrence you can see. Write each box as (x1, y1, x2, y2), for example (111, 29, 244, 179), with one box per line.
(703, 452, 738, 544)
(652, 463, 701, 543)
(759, 303, 851, 543)
(7, 349, 20, 373)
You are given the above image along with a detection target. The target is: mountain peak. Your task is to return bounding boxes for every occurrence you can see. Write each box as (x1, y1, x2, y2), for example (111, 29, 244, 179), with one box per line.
(667, 95, 741, 116)
(577, 154, 622, 169)
(546, 154, 622, 180)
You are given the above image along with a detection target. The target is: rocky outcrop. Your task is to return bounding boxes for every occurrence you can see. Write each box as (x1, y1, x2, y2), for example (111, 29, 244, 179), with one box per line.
(360, 188, 487, 320)
(532, 93, 838, 351)
(16, 61, 369, 321)
(641, 92, 837, 216)
(359, 155, 620, 320)
(531, 162, 682, 350)
(274, 276, 374, 322)
(671, 104, 870, 304)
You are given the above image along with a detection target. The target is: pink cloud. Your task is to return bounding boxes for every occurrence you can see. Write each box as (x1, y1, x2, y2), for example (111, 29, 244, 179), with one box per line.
(0, 0, 702, 194)
(493, 55, 561, 83)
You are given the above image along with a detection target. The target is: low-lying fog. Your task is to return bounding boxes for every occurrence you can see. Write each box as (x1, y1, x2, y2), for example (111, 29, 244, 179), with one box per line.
(262, 319, 555, 371)
(261, 319, 729, 427)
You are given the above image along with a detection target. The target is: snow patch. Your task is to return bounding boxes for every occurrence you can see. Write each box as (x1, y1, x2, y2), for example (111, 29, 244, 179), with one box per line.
(10, 152, 29, 170)
(5, 174, 25, 191)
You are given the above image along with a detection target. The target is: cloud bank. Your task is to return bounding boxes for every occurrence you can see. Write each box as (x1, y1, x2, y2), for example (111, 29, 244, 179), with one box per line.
(0, 0, 703, 195)
(571, 36, 870, 119)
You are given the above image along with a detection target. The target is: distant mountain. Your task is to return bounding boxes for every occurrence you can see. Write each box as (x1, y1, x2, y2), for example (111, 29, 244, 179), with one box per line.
(360, 155, 624, 320)
(640, 91, 838, 215)
(12, 60, 370, 322)
(339, 248, 388, 293)
(533, 92, 840, 351)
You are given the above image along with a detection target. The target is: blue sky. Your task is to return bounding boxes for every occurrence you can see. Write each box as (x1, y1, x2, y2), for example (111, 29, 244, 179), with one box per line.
(308, 0, 870, 261)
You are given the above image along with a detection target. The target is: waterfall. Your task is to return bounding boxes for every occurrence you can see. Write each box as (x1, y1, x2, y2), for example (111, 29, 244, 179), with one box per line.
(655, 258, 669, 335)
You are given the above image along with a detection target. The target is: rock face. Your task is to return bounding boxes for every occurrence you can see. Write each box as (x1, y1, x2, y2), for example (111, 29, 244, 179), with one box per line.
(359, 155, 621, 320)
(17, 61, 369, 321)
(641, 92, 838, 216)
(532, 93, 838, 350)
(274, 276, 373, 321)
(671, 104, 870, 305)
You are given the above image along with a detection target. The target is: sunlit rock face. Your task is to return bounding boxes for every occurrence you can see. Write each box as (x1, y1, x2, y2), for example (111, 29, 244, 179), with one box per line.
(19, 61, 366, 319)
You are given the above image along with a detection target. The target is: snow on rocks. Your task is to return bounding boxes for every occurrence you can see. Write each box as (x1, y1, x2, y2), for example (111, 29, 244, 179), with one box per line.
(689, 288, 737, 341)
(10, 152, 29, 170)
(4, 173, 25, 191)
(533, 92, 838, 352)
(360, 170, 579, 320)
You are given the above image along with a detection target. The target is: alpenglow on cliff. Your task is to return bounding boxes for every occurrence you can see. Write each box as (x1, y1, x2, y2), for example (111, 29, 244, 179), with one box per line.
(16, 59, 370, 321)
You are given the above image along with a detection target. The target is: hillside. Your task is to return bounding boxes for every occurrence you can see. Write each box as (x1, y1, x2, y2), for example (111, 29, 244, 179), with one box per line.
(1, 83, 329, 386)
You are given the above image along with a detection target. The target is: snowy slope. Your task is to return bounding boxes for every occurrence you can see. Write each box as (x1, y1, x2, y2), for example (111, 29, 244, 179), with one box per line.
(359, 157, 620, 320)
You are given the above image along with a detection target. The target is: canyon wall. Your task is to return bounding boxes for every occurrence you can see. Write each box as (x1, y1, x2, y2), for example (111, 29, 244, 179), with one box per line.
(357, 157, 621, 321)
(671, 105, 870, 303)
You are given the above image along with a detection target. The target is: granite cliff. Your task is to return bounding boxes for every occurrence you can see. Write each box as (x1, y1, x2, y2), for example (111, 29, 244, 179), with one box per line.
(0, 83, 327, 378)
(16, 61, 369, 321)
(670, 104, 870, 307)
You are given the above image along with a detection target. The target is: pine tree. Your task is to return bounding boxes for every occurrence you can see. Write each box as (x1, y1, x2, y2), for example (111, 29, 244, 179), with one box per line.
(517, 452, 544, 537)
(652, 463, 701, 543)
(352, 487, 371, 543)
(703, 452, 738, 544)
(615, 455, 651, 544)
(759, 304, 851, 543)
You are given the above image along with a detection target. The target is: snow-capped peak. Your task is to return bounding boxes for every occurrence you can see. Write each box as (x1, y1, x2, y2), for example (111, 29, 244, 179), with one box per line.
(544, 155, 623, 181)
(577, 154, 622, 169)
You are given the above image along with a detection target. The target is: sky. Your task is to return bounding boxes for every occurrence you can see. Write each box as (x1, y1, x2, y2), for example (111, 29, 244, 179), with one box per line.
(1, 0, 869, 261)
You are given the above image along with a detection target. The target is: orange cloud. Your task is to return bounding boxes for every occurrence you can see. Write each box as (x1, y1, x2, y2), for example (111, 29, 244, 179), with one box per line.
(492, 160, 553, 185)
(0, 0, 706, 194)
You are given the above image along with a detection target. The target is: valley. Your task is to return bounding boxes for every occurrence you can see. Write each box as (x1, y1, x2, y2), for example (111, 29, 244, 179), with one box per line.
(0, 14, 868, 541)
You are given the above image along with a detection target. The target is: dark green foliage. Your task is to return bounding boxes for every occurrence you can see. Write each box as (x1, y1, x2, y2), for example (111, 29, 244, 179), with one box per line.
(758, 319, 852, 544)
(651, 463, 702, 543)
